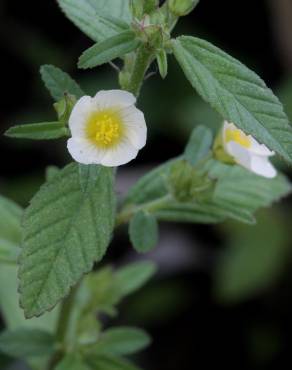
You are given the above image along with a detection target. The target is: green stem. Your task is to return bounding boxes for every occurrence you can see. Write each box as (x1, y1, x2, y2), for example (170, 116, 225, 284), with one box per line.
(48, 284, 80, 369)
(116, 194, 172, 226)
(120, 45, 153, 97)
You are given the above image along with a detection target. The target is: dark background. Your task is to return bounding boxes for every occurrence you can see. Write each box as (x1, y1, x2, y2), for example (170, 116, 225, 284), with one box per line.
(1, 1, 292, 369)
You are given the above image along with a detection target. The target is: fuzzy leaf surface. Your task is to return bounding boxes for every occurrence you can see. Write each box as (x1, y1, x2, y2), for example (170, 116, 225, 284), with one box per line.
(57, 0, 131, 42)
(40, 65, 84, 101)
(129, 211, 158, 253)
(79, 30, 140, 69)
(5, 122, 69, 140)
(19, 163, 116, 318)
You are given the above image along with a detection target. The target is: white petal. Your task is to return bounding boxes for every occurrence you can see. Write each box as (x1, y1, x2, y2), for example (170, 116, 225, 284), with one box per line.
(250, 155, 277, 178)
(101, 138, 139, 167)
(67, 138, 105, 165)
(223, 120, 235, 132)
(120, 105, 147, 149)
(94, 90, 136, 109)
(223, 120, 274, 157)
(249, 137, 274, 157)
(227, 142, 276, 178)
(226, 141, 251, 169)
(69, 96, 94, 137)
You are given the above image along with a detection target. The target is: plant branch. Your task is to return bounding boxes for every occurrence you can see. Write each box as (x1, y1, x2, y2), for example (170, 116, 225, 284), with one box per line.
(116, 194, 172, 226)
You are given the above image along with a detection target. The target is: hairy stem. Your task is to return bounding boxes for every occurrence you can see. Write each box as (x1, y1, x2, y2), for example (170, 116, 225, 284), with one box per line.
(120, 46, 154, 97)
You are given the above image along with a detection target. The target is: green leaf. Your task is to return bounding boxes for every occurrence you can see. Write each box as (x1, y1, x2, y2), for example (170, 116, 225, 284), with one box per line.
(79, 30, 140, 69)
(115, 261, 157, 298)
(87, 355, 142, 370)
(57, 0, 131, 42)
(0, 196, 59, 330)
(5, 122, 69, 140)
(184, 125, 213, 165)
(208, 161, 292, 214)
(90, 326, 151, 356)
(214, 210, 290, 302)
(157, 50, 168, 79)
(46, 166, 61, 182)
(78, 164, 101, 193)
(0, 195, 22, 249)
(0, 265, 59, 334)
(19, 163, 116, 318)
(172, 36, 292, 162)
(0, 328, 54, 358)
(79, 261, 157, 318)
(40, 65, 84, 101)
(129, 211, 159, 253)
(55, 353, 91, 370)
(0, 239, 20, 264)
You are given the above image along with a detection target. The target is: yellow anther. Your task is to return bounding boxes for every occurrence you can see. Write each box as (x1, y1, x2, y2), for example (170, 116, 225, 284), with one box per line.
(86, 109, 124, 148)
(225, 128, 251, 148)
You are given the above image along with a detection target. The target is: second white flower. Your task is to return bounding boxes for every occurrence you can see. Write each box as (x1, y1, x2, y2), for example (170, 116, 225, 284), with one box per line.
(222, 121, 277, 178)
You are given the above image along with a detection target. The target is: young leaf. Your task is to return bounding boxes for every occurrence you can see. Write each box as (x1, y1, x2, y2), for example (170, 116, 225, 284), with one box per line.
(129, 211, 159, 253)
(19, 163, 116, 318)
(90, 326, 151, 356)
(87, 354, 142, 370)
(184, 125, 213, 165)
(40, 65, 84, 101)
(55, 353, 90, 370)
(172, 36, 292, 163)
(79, 261, 157, 318)
(5, 122, 69, 140)
(57, 0, 130, 42)
(0, 329, 54, 358)
(115, 261, 157, 297)
(78, 30, 140, 69)
(157, 50, 168, 79)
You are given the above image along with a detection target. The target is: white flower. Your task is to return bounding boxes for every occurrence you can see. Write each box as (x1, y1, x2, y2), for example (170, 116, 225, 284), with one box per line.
(222, 121, 277, 178)
(67, 90, 147, 167)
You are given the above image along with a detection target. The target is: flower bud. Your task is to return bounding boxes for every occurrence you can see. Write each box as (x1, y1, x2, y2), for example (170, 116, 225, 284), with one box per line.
(169, 0, 200, 16)
(130, 0, 159, 18)
(53, 93, 77, 123)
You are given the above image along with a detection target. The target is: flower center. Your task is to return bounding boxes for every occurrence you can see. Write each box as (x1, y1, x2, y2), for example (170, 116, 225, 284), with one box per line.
(86, 109, 124, 148)
(225, 128, 251, 148)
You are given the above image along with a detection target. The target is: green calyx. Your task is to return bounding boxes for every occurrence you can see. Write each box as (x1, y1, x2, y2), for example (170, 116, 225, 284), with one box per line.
(213, 129, 236, 165)
(53, 93, 77, 124)
(169, 160, 213, 203)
